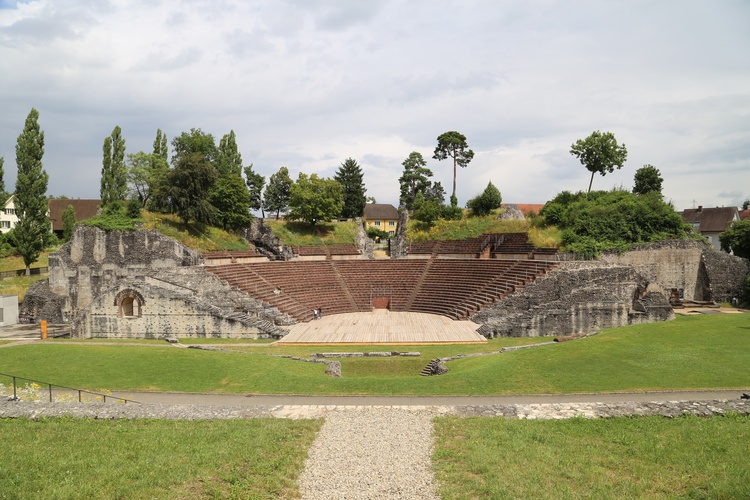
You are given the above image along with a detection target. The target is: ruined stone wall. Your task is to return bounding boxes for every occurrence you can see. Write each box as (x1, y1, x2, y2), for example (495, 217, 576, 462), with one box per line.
(600, 239, 749, 302)
(472, 262, 673, 338)
(390, 210, 409, 259)
(354, 217, 375, 259)
(240, 219, 294, 261)
(74, 279, 280, 339)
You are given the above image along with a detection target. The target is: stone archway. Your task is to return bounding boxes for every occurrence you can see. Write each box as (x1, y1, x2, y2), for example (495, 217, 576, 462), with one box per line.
(114, 289, 146, 318)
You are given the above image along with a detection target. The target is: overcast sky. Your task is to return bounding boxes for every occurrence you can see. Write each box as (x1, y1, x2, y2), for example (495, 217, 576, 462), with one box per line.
(1, 0, 748, 212)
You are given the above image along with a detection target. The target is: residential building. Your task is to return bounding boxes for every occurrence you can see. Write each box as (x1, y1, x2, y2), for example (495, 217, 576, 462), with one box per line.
(48, 199, 101, 237)
(363, 203, 399, 237)
(680, 206, 739, 250)
(0, 195, 19, 234)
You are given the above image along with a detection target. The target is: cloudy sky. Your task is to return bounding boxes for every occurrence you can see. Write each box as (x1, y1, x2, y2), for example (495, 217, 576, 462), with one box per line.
(1, 0, 748, 212)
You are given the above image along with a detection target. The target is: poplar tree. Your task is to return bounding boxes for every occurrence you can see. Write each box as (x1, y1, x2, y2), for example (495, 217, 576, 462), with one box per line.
(216, 130, 243, 176)
(0, 157, 7, 204)
(148, 128, 170, 212)
(14, 108, 50, 274)
(101, 125, 127, 209)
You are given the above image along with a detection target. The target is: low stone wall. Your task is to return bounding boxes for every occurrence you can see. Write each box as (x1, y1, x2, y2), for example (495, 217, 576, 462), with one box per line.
(1, 399, 747, 421)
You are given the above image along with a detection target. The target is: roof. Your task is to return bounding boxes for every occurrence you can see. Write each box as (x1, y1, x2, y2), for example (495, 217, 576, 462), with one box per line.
(48, 199, 101, 231)
(502, 203, 545, 215)
(364, 203, 399, 220)
(740, 209, 750, 220)
(681, 206, 739, 233)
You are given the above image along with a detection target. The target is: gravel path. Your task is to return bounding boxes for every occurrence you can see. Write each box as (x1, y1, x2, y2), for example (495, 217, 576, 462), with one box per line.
(298, 407, 447, 500)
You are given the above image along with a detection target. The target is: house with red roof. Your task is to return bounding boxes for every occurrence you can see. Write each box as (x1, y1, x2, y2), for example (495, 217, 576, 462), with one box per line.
(680, 206, 739, 250)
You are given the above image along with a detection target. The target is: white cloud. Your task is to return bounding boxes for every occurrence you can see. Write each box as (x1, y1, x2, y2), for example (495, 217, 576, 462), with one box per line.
(0, 0, 748, 212)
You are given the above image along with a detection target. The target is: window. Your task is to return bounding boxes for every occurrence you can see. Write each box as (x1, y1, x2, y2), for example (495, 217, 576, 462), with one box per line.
(374, 221, 381, 227)
(388, 221, 395, 227)
(1, 221, 9, 228)
(6, 208, 15, 215)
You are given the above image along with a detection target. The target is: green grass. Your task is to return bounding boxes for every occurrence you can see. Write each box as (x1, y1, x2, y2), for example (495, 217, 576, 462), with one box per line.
(1, 314, 747, 395)
(407, 213, 532, 243)
(0, 417, 321, 499)
(0, 274, 47, 302)
(265, 219, 359, 246)
(141, 212, 251, 252)
(433, 413, 750, 499)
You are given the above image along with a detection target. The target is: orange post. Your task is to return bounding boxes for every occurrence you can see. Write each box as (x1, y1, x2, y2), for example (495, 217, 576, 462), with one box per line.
(41, 320, 47, 339)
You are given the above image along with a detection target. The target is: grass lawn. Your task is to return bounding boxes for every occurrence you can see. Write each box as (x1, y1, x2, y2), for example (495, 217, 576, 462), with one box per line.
(0, 417, 321, 499)
(433, 414, 750, 499)
(0, 314, 747, 395)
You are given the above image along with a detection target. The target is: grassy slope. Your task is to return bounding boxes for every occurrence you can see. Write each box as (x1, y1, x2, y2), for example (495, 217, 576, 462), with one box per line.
(1, 314, 747, 395)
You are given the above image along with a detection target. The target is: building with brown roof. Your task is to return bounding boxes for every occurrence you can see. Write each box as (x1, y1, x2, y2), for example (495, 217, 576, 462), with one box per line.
(680, 205, 739, 250)
(48, 199, 101, 237)
(740, 209, 750, 220)
(363, 203, 399, 237)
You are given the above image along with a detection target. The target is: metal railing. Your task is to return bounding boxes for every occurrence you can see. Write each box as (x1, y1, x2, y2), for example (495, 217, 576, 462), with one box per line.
(0, 372, 140, 404)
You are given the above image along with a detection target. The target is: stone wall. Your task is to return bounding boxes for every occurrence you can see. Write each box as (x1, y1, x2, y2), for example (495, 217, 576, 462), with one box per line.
(601, 239, 749, 302)
(21, 226, 291, 339)
(239, 219, 295, 261)
(473, 262, 674, 338)
(391, 210, 409, 259)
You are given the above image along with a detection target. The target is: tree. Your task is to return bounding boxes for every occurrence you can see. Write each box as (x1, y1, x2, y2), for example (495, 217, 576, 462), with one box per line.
(244, 164, 265, 216)
(61, 204, 76, 242)
(264, 166, 293, 218)
(14, 108, 50, 274)
(166, 152, 217, 226)
(633, 164, 663, 196)
(334, 157, 367, 219)
(126, 151, 154, 207)
(742, 199, 749, 211)
(100, 125, 127, 209)
(719, 219, 750, 259)
(570, 130, 628, 195)
(209, 173, 253, 231)
(287, 173, 343, 225)
(0, 156, 6, 203)
(424, 181, 446, 205)
(411, 192, 443, 228)
(433, 131, 474, 204)
(171, 128, 217, 166)
(216, 130, 243, 176)
(398, 151, 433, 210)
(147, 129, 171, 212)
(467, 181, 503, 216)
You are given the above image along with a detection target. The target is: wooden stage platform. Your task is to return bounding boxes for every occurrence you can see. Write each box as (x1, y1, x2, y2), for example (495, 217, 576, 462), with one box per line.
(275, 311, 487, 345)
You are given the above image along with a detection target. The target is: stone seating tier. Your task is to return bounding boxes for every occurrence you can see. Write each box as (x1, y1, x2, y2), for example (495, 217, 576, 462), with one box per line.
(206, 259, 557, 322)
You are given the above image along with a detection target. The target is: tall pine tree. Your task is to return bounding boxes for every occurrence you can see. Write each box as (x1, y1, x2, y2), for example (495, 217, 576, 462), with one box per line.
(100, 125, 127, 209)
(334, 157, 366, 219)
(14, 108, 50, 274)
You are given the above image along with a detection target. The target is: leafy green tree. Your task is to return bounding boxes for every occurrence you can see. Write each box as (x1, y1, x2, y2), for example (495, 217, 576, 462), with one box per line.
(570, 130, 628, 195)
(633, 164, 663, 196)
(411, 192, 443, 228)
(719, 219, 750, 259)
(146, 129, 171, 212)
(742, 199, 749, 211)
(209, 174, 252, 231)
(334, 157, 367, 219)
(166, 152, 217, 226)
(244, 164, 265, 216)
(126, 151, 155, 207)
(468, 181, 503, 216)
(216, 130, 243, 176)
(398, 152, 433, 210)
(14, 108, 50, 274)
(153, 128, 168, 163)
(61, 204, 76, 242)
(0, 156, 6, 204)
(264, 166, 293, 218)
(433, 131, 474, 204)
(541, 189, 691, 258)
(287, 173, 343, 225)
(100, 125, 127, 209)
(171, 128, 217, 166)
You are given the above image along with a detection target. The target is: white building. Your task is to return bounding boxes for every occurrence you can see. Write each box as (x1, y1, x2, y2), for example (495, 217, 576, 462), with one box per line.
(0, 195, 19, 234)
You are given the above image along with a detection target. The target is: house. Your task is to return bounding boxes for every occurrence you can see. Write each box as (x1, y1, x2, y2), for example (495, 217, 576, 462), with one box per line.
(363, 203, 399, 237)
(48, 199, 101, 237)
(680, 206, 739, 250)
(0, 195, 19, 234)
(501, 203, 545, 216)
(740, 209, 750, 220)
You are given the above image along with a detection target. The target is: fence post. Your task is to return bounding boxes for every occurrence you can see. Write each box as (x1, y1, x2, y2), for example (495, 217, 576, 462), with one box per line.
(41, 320, 48, 339)
(13, 376, 17, 400)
